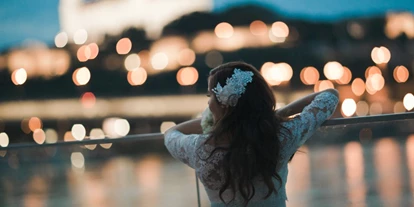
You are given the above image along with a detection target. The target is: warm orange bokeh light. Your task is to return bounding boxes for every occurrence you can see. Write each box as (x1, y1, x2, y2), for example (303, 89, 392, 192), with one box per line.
(77, 45, 88, 62)
(11, 68, 27, 85)
(341, 98, 357, 117)
(177, 67, 199, 86)
(271, 21, 289, 38)
(323, 61, 344, 80)
(393, 65, 409, 83)
(72, 67, 91, 86)
(365, 66, 382, 78)
(351, 78, 365, 96)
(151, 52, 168, 70)
(371, 46, 391, 64)
(215, 22, 234, 38)
(250, 20, 267, 36)
(33, 129, 46, 144)
(116, 38, 132, 55)
(337, 66, 352, 84)
(177, 48, 196, 66)
(300, 66, 319, 85)
(81, 92, 96, 108)
(127, 67, 147, 86)
(28, 117, 42, 132)
(314, 80, 334, 92)
(87, 43, 99, 59)
(366, 73, 385, 93)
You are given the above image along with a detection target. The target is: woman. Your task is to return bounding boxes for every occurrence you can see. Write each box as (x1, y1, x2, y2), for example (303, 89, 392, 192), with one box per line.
(164, 61, 339, 206)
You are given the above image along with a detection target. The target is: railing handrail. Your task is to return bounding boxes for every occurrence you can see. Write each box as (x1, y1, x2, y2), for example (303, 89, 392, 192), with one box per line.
(2, 112, 414, 150)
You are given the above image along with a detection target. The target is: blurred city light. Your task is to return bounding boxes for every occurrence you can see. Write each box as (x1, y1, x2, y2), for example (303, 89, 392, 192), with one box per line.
(403, 93, 414, 111)
(151, 52, 169, 70)
(271, 21, 289, 38)
(45, 129, 58, 144)
(314, 80, 334, 92)
(124, 54, 141, 71)
(342, 99, 357, 117)
(323, 61, 344, 80)
(215, 22, 234, 38)
(393, 66, 409, 83)
(0, 132, 9, 147)
(54, 32, 68, 48)
(356, 101, 369, 116)
(72, 67, 91, 86)
(205, 51, 223, 68)
(300, 66, 319, 85)
(177, 48, 196, 66)
(371, 46, 391, 64)
(71, 124, 86, 141)
(33, 129, 46, 144)
(28, 117, 42, 132)
(177, 67, 199, 86)
(11, 68, 27, 85)
(336, 66, 352, 85)
(127, 67, 147, 86)
(73, 29, 88, 45)
(369, 102, 383, 115)
(250, 20, 267, 36)
(71, 152, 85, 168)
(160, 122, 176, 133)
(116, 38, 132, 55)
(81, 92, 96, 108)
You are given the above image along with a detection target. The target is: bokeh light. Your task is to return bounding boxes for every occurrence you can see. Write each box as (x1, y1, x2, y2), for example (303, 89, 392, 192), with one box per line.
(300, 66, 319, 85)
(114, 119, 130, 137)
(81, 92, 96, 108)
(71, 152, 85, 168)
(28, 117, 42, 132)
(403, 93, 414, 111)
(393, 66, 409, 83)
(365, 66, 382, 78)
(127, 67, 147, 86)
(0, 132, 9, 147)
(323, 61, 344, 80)
(33, 129, 46, 144)
(371, 46, 391, 64)
(393, 101, 406, 113)
(356, 101, 369, 116)
(55, 32, 68, 48)
(11, 68, 27, 85)
(71, 124, 86, 141)
(21, 118, 31, 134)
(103, 118, 130, 138)
(160, 122, 176, 133)
(73, 29, 88, 45)
(366, 73, 385, 93)
(250, 20, 267, 36)
(271, 21, 289, 38)
(90, 128, 105, 139)
(369, 102, 383, 115)
(205, 51, 223, 68)
(77, 45, 88, 62)
(314, 80, 334, 92)
(336, 66, 352, 84)
(151, 52, 168, 70)
(87, 43, 99, 59)
(215, 22, 234, 38)
(124, 54, 141, 71)
(342, 99, 357, 117)
(72, 67, 91, 86)
(116, 38, 132, 55)
(177, 67, 199, 86)
(64, 131, 75, 142)
(177, 48, 196, 66)
(45, 129, 58, 144)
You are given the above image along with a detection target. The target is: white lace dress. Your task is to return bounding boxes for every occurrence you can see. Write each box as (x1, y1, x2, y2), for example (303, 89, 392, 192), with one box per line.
(164, 92, 339, 206)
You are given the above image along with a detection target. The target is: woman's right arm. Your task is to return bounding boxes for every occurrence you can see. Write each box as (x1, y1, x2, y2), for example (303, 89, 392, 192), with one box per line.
(275, 88, 339, 117)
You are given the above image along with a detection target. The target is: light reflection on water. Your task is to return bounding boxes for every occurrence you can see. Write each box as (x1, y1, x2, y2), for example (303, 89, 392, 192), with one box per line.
(1, 136, 414, 207)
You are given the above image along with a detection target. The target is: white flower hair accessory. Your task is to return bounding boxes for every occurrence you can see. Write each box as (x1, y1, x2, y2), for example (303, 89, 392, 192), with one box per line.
(212, 68, 254, 107)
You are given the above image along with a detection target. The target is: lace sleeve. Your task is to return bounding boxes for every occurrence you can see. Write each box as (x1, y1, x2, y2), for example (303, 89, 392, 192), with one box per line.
(164, 130, 202, 169)
(283, 92, 339, 150)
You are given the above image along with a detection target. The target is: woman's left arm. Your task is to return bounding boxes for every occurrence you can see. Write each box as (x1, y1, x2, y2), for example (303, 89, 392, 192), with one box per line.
(165, 118, 203, 135)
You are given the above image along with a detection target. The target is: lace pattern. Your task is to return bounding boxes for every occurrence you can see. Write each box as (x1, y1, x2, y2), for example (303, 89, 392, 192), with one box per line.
(164, 91, 339, 205)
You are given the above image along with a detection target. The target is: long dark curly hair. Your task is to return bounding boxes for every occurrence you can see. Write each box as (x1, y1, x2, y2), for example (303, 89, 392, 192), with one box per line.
(205, 61, 290, 206)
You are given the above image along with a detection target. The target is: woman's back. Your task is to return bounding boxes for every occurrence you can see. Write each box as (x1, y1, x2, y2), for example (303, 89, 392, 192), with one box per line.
(165, 91, 339, 206)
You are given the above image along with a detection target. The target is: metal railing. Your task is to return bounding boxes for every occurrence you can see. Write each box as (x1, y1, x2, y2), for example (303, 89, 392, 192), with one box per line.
(1, 112, 414, 207)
